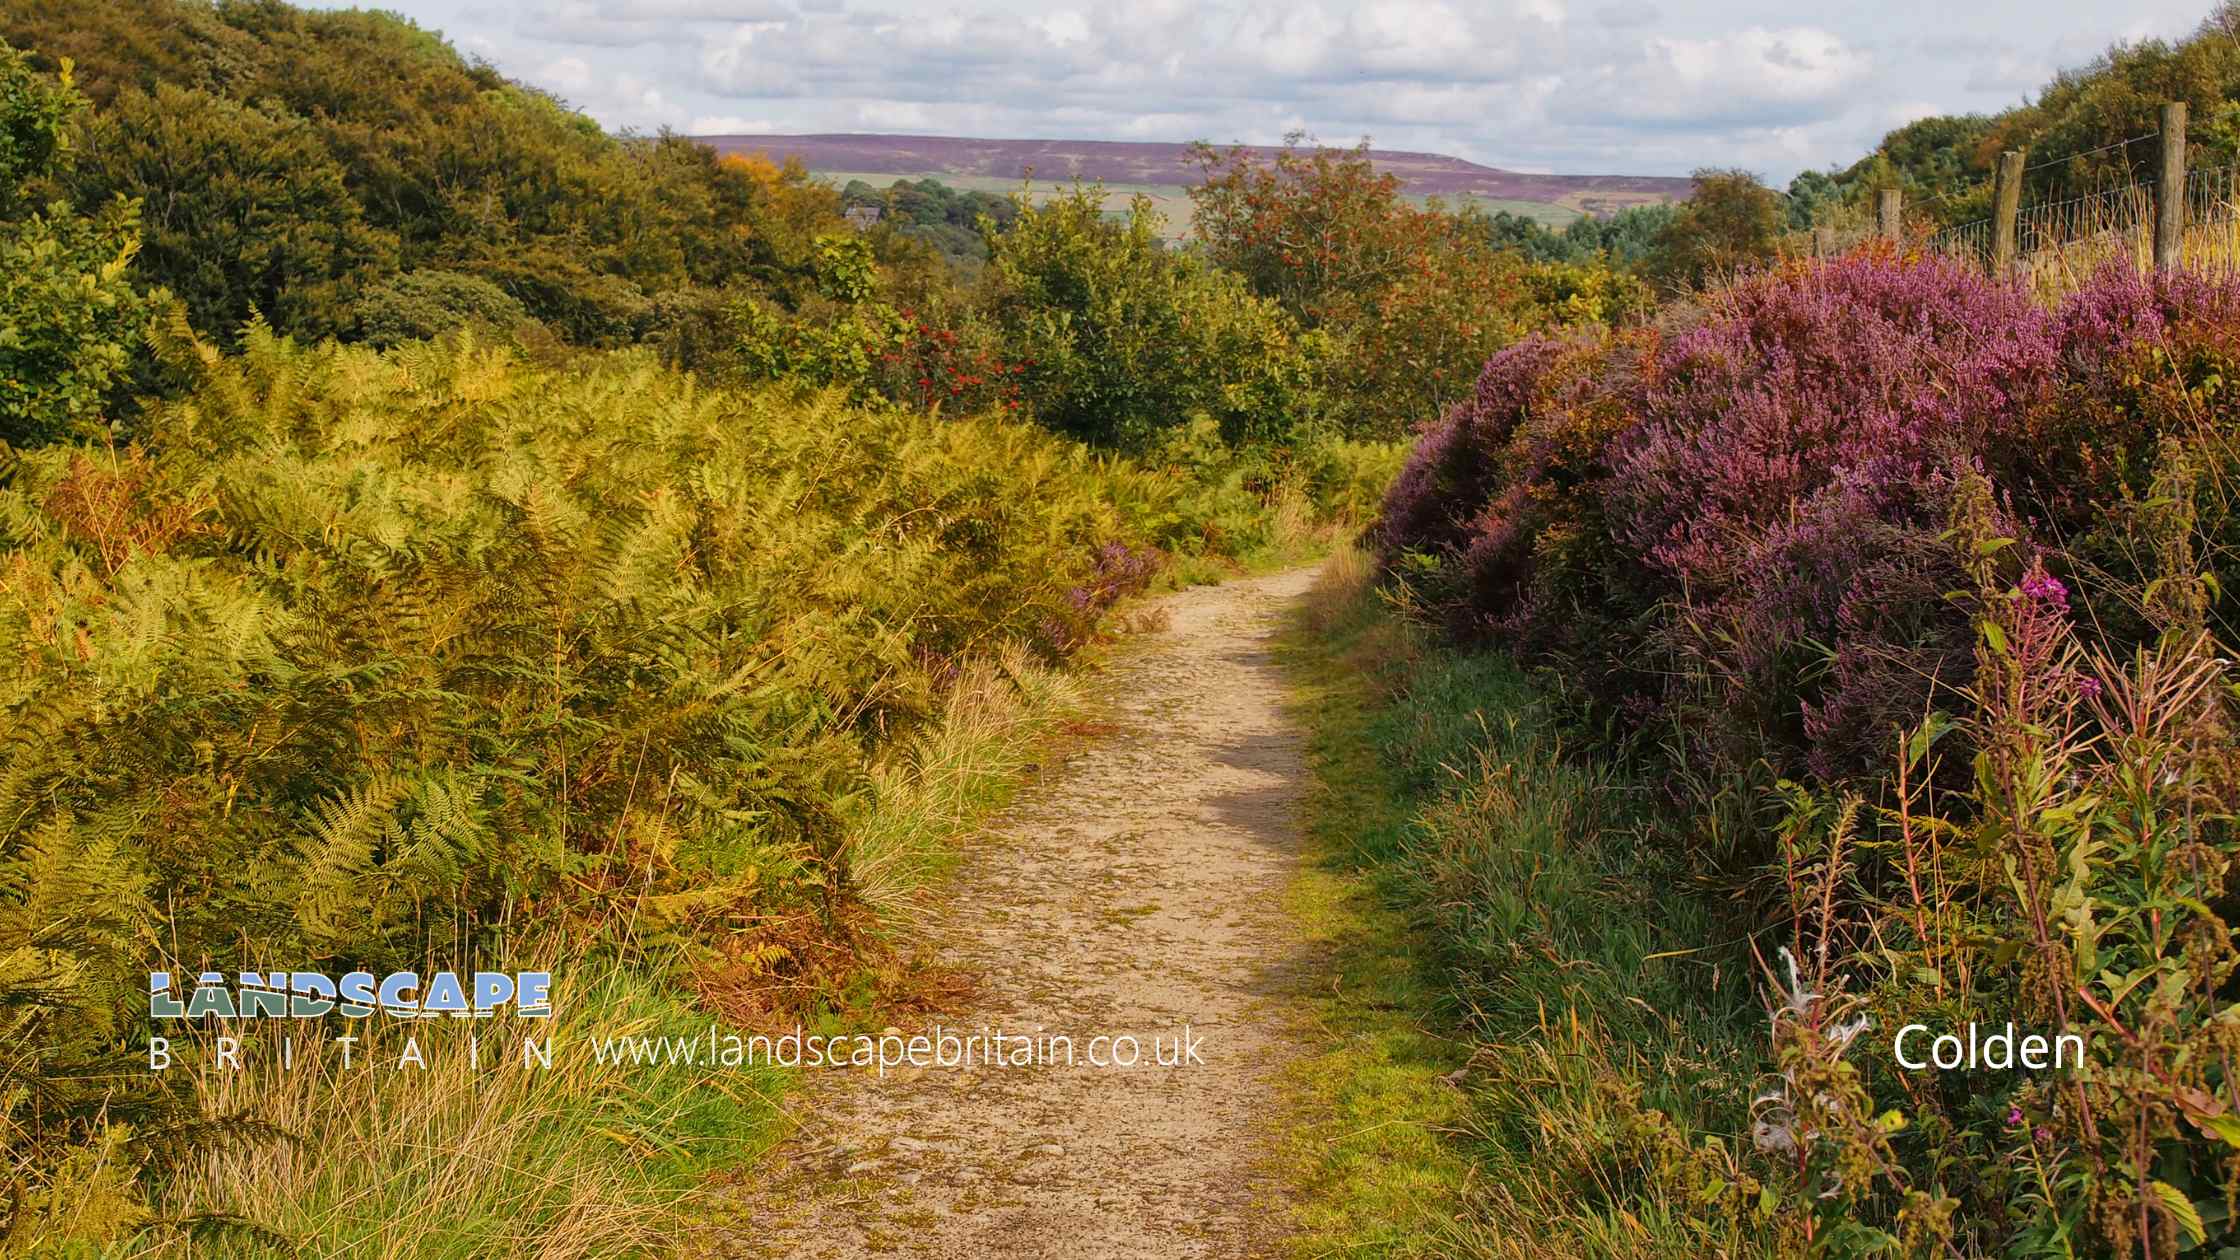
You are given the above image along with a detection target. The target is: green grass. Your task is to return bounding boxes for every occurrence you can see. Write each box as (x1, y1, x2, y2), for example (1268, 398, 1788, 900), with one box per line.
(1277, 548, 1771, 1258)
(1273, 546, 1476, 1255)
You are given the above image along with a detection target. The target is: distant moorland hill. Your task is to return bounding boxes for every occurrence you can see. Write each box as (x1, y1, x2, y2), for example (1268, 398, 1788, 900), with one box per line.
(698, 133, 1692, 222)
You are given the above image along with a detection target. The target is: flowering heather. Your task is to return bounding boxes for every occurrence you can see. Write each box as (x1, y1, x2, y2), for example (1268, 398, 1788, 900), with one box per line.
(1612, 250, 2056, 581)
(1625, 257, 2066, 772)
(1374, 336, 1575, 564)
(1375, 239, 2240, 1252)
(1380, 250, 2240, 789)
(1376, 251, 2240, 1252)
(1042, 540, 1160, 652)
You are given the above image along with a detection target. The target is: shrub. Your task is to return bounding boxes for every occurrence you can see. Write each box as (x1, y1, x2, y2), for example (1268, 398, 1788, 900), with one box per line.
(352, 268, 533, 347)
(985, 184, 1326, 449)
(0, 41, 148, 447)
(1188, 138, 1642, 439)
(1642, 168, 1784, 293)
(72, 82, 396, 343)
(0, 2, 862, 350)
(1373, 249, 2240, 1252)
(1384, 250, 2064, 788)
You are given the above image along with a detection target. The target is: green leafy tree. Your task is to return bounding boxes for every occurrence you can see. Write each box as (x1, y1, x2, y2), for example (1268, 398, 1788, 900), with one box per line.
(988, 185, 1321, 447)
(1784, 168, 1839, 229)
(1647, 168, 1784, 292)
(860, 176, 1018, 266)
(1190, 137, 1611, 436)
(0, 2, 856, 347)
(72, 82, 394, 342)
(0, 33, 73, 210)
(1570, 202, 1679, 268)
(1188, 137, 1419, 327)
(1484, 204, 1684, 273)
(0, 41, 147, 446)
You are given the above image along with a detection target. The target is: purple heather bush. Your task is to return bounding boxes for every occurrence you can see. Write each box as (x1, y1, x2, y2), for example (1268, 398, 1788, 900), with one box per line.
(1040, 539, 1159, 653)
(1611, 252, 2063, 778)
(1380, 249, 2240, 795)
(1374, 336, 1574, 566)
(1379, 251, 2240, 1252)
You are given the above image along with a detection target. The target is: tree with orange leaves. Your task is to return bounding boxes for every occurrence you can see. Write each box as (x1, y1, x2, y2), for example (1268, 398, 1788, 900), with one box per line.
(1188, 136, 1551, 438)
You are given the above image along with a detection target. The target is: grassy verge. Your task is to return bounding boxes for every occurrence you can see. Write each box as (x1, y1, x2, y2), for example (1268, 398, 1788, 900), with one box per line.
(1274, 544, 1474, 1255)
(1278, 547, 1769, 1258)
(134, 967, 782, 1259)
(99, 649, 1094, 1258)
(1158, 485, 1333, 590)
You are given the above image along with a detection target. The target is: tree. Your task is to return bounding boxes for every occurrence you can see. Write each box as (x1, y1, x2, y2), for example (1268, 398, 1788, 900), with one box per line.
(1491, 203, 1681, 270)
(1188, 137, 1417, 327)
(1647, 168, 1783, 292)
(0, 1, 856, 347)
(1572, 202, 1679, 268)
(0, 40, 147, 446)
(1785, 168, 1839, 230)
(0, 32, 73, 211)
(1484, 208, 1584, 264)
(987, 184, 1319, 447)
(73, 82, 394, 342)
(1187, 137, 1556, 436)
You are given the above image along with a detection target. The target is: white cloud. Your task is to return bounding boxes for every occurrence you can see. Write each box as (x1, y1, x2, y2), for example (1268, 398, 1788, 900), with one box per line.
(1595, 1, 1657, 28)
(1038, 12, 1090, 46)
(308, 0, 2215, 184)
(1557, 27, 1868, 129)
(536, 55, 595, 96)
(856, 100, 935, 129)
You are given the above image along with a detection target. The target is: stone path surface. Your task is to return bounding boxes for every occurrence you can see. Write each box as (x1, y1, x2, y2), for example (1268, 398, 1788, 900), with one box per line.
(730, 566, 1319, 1258)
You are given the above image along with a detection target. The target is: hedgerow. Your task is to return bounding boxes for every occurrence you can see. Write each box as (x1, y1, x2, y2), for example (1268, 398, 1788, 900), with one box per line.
(1374, 249, 2240, 1253)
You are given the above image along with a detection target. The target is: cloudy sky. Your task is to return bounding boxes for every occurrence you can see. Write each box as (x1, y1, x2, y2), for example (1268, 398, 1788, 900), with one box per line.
(311, 0, 2215, 182)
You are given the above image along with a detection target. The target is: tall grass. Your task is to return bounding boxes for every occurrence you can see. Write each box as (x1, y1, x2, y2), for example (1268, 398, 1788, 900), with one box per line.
(1916, 176, 2240, 303)
(2015, 192, 2240, 303)
(1290, 548, 1767, 1258)
(135, 964, 778, 1259)
(834, 645, 1084, 925)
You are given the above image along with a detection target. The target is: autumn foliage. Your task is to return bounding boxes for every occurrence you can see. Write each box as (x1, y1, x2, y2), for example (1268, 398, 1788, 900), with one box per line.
(1190, 138, 1648, 436)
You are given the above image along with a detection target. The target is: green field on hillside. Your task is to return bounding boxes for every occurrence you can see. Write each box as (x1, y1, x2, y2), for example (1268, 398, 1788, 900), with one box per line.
(813, 170, 1580, 236)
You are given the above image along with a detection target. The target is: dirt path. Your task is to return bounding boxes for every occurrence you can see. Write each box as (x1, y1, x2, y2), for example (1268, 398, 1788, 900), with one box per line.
(731, 566, 1321, 1258)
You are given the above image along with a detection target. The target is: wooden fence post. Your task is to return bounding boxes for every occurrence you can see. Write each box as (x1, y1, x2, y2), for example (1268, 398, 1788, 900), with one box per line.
(1878, 188, 1903, 242)
(1813, 225, 1834, 258)
(1991, 149, 2025, 277)
(2156, 100, 2188, 272)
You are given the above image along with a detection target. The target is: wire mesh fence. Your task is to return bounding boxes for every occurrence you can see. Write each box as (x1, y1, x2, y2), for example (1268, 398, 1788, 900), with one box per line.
(2188, 163, 2240, 228)
(2015, 182, 2154, 256)
(1914, 166, 2240, 283)
(1787, 113, 2240, 298)
(1926, 217, 1992, 270)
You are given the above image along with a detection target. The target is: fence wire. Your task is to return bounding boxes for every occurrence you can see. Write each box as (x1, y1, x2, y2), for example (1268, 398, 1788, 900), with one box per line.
(1927, 217, 1992, 269)
(2188, 164, 2240, 227)
(2016, 183, 2155, 256)
(1915, 164, 2240, 274)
